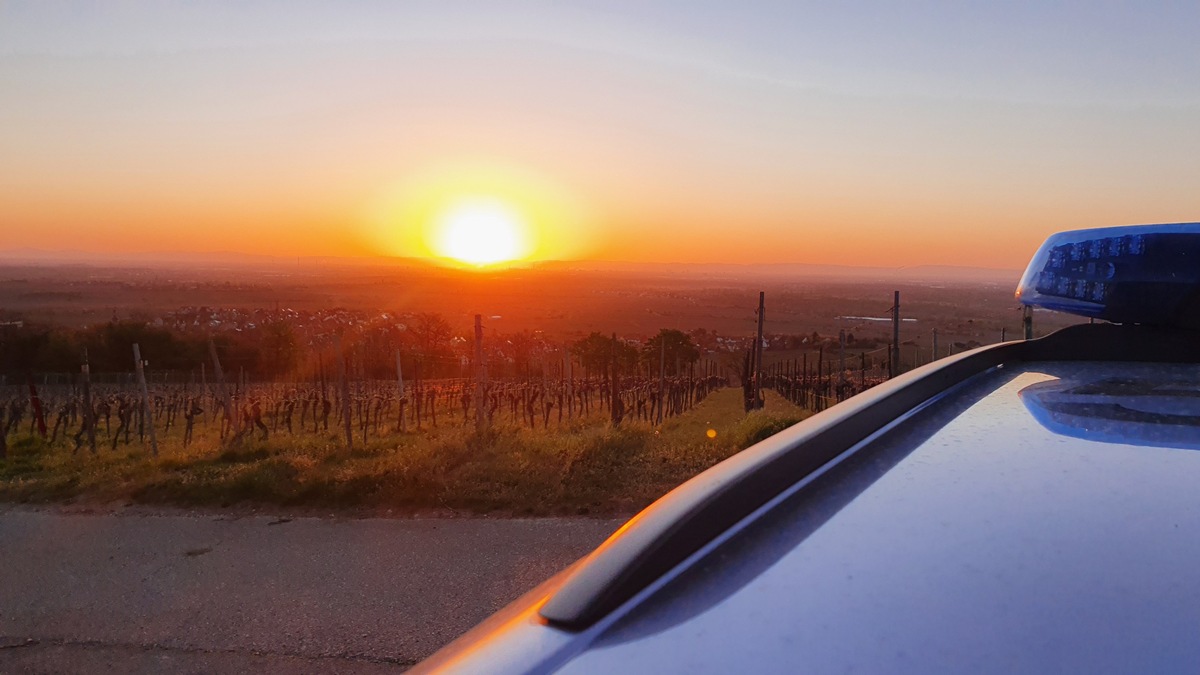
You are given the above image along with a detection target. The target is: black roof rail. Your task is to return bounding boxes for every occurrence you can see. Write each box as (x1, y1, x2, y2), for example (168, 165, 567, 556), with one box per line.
(539, 323, 1200, 629)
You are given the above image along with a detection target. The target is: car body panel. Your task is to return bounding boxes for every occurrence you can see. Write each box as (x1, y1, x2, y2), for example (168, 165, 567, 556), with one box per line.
(560, 362, 1200, 673)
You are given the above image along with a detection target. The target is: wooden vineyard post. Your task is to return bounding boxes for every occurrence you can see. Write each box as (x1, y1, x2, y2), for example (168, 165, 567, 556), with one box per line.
(802, 352, 808, 408)
(209, 339, 236, 439)
(356, 346, 368, 445)
(817, 346, 824, 409)
(317, 358, 327, 434)
(890, 290, 901, 377)
(557, 351, 564, 425)
(566, 347, 574, 421)
(540, 355, 549, 429)
(335, 335, 352, 449)
(838, 329, 846, 384)
(610, 332, 621, 426)
(81, 348, 96, 454)
(132, 344, 158, 456)
(26, 375, 47, 438)
(395, 349, 406, 433)
(413, 362, 422, 430)
(474, 314, 486, 433)
(658, 338, 666, 425)
(199, 362, 208, 426)
(754, 291, 765, 410)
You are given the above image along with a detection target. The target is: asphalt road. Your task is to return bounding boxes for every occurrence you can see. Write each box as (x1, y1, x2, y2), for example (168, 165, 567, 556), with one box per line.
(0, 506, 623, 674)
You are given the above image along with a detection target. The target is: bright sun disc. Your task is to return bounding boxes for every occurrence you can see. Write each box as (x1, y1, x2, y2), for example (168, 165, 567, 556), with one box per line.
(435, 198, 528, 265)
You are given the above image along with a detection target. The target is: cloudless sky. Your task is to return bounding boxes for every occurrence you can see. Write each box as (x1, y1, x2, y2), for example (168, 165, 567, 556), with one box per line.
(2, 1, 1198, 268)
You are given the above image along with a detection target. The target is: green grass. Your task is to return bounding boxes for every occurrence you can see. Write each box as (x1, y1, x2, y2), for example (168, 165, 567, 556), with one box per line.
(0, 389, 809, 516)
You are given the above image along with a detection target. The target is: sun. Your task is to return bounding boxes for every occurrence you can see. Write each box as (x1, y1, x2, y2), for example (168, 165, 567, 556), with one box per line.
(365, 161, 599, 263)
(433, 198, 531, 266)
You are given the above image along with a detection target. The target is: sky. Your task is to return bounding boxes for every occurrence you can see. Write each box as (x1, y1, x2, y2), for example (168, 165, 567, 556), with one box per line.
(2, 1, 1199, 269)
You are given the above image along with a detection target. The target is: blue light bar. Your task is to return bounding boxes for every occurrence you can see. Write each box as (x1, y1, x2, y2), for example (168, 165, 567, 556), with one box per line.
(1017, 223, 1200, 328)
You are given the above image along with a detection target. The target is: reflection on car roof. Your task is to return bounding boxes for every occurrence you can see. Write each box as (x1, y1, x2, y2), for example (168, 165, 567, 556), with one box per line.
(1021, 363, 1200, 449)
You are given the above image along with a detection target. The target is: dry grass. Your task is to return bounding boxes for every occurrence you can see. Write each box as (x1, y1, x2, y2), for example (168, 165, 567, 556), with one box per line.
(0, 389, 809, 516)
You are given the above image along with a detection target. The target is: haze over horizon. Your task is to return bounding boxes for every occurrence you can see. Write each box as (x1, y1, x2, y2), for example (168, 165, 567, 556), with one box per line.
(0, 245, 1021, 280)
(3, 1, 1198, 269)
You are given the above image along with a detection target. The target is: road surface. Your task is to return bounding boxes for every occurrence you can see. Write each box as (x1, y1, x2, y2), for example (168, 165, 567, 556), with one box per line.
(0, 505, 622, 673)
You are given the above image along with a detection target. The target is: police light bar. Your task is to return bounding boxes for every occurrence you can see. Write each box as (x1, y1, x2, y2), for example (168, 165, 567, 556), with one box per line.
(1017, 223, 1200, 328)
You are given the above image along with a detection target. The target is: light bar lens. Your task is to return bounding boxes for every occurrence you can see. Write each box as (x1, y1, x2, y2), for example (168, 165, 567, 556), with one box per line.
(1017, 223, 1200, 327)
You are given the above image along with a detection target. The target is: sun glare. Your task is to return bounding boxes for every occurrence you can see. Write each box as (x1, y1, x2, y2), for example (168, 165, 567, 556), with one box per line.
(365, 162, 597, 264)
(434, 198, 530, 266)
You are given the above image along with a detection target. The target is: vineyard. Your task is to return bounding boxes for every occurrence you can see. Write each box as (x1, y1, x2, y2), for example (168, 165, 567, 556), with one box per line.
(0, 330, 893, 454)
(0, 292, 927, 514)
(0, 323, 839, 513)
(2, 369, 729, 453)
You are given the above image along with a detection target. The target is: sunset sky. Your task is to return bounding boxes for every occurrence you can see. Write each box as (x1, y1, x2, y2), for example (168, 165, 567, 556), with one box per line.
(2, 1, 1198, 269)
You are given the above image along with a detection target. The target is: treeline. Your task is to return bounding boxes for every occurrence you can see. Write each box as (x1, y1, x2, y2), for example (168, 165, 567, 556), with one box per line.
(0, 318, 711, 384)
(0, 321, 298, 379)
(569, 329, 700, 378)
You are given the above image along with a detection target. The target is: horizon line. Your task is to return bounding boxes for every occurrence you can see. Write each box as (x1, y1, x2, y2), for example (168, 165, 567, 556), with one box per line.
(0, 247, 1023, 275)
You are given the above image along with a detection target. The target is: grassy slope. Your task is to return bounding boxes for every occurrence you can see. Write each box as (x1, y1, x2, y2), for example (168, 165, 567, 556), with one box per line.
(0, 389, 809, 516)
